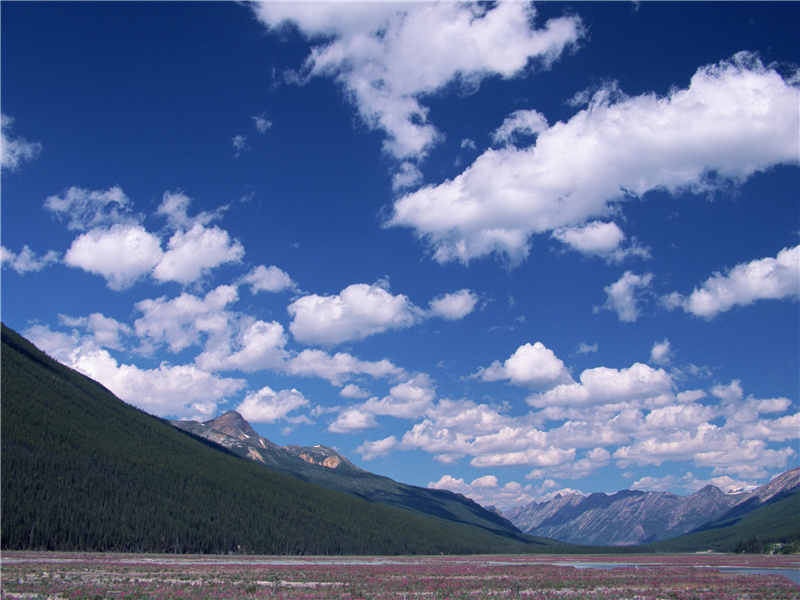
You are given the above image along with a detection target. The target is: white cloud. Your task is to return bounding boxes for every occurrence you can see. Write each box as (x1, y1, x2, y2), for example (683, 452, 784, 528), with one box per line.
(25, 324, 244, 420)
(253, 2, 582, 161)
(428, 474, 540, 511)
(576, 342, 598, 354)
(552, 220, 651, 263)
(64, 224, 163, 290)
(428, 289, 478, 320)
(530, 362, 673, 409)
(387, 53, 800, 264)
(232, 134, 248, 156)
(152, 223, 245, 285)
(664, 245, 800, 318)
(363, 373, 436, 419)
(553, 221, 625, 256)
(1, 113, 41, 173)
(241, 264, 297, 293)
(650, 339, 672, 366)
(155, 190, 219, 230)
(59, 312, 131, 351)
(340, 383, 370, 399)
(44, 186, 134, 231)
(492, 109, 549, 146)
(599, 271, 654, 322)
(475, 342, 572, 389)
(253, 113, 273, 133)
(134, 285, 239, 354)
(356, 435, 398, 461)
(1, 245, 59, 274)
(392, 161, 423, 191)
(288, 282, 421, 345)
(286, 348, 406, 386)
(328, 406, 378, 434)
(195, 318, 288, 373)
(236, 386, 310, 424)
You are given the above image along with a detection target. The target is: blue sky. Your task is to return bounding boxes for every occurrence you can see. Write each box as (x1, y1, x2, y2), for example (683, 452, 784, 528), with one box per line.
(2, 1, 798, 511)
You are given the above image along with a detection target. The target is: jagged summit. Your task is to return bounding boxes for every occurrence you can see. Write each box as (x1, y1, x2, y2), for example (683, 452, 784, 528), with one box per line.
(204, 410, 259, 441)
(504, 468, 799, 546)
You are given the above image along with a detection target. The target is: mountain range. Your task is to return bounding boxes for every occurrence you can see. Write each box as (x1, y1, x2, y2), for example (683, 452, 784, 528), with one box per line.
(504, 468, 800, 546)
(2, 322, 797, 554)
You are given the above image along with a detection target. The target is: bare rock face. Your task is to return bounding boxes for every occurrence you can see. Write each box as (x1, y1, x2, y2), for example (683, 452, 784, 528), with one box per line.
(284, 445, 349, 470)
(203, 411, 260, 442)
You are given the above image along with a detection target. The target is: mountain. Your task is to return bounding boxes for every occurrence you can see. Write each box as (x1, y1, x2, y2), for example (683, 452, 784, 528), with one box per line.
(0, 323, 559, 555)
(645, 485, 800, 553)
(171, 411, 524, 540)
(504, 468, 800, 546)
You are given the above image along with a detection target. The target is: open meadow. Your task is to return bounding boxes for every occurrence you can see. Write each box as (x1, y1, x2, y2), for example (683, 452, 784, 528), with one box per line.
(1, 552, 798, 600)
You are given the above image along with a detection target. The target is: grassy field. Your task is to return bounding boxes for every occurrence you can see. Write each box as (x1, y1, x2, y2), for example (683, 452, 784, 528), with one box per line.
(1, 552, 798, 599)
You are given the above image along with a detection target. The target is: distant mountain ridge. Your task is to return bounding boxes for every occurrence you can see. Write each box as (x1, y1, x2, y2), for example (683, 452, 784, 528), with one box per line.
(171, 411, 524, 540)
(504, 468, 800, 546)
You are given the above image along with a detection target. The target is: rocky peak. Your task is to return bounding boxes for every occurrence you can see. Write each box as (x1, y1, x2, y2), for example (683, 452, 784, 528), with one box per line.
(283, 444, 356, 470)
(203, 410, 259, 441)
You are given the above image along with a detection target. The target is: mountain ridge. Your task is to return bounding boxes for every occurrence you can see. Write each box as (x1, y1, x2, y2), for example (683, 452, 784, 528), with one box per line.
(170, 410, 524, 540)
(504, 468, 800, 546)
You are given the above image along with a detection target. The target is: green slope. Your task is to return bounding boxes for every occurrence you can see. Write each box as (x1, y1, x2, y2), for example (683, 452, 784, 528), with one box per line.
(1, 324, 560, 555)
(173, 415, 524, 539)
(641, 491, 800, 553)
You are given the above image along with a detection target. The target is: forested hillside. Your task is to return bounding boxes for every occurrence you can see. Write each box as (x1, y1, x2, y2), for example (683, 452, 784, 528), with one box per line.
(1, 324, 558, 555)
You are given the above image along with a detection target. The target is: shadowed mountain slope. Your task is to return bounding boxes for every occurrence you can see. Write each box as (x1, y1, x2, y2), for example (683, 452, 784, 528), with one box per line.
(172, 411, 522, 539)
(0, 323, 558, 555)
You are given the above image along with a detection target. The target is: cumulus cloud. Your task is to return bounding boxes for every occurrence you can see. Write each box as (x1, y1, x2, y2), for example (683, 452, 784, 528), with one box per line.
(287, 282, 422, 345)
(328, 406, 378, 434)
(357, 435, 398, 461)
(64, 224, 163, 290)
(392, 161, 424, 191)
(598, 271, 654, 322)
(59, 312, 132, 351)
(236, 386, 310, 424)
(152, 223, 245, 285)
(650, 339, 672, 366)
(134, 285, 239, 354)
(475, 342, 572, 389)
(252, 2, 582, 161)
(492, 109, 549, 146)
(195, 318, 288, 373)
(529, 362, 674, 409)
(286, 348, 406, 387)
(387, 53, 800, 264)
(1, 245, 59, 274)
(155, 190, 219, 230)
(363, 373, 437, 419)
(1, 113, 41, 173)
(25, 324, 244, 420)
(428, 289, 479, 320)
(552, 221, 650, 263)
(241, 264, 298, 293)
(44, 186, 135, 231)
(664, 245, 800, 318)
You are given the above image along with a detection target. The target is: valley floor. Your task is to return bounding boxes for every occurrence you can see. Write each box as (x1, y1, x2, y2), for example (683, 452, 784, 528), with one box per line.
(1, 551, 798, 599)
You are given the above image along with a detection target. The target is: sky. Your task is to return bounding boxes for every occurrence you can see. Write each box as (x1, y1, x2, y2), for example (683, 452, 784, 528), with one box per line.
(2, 1, 798, 512)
